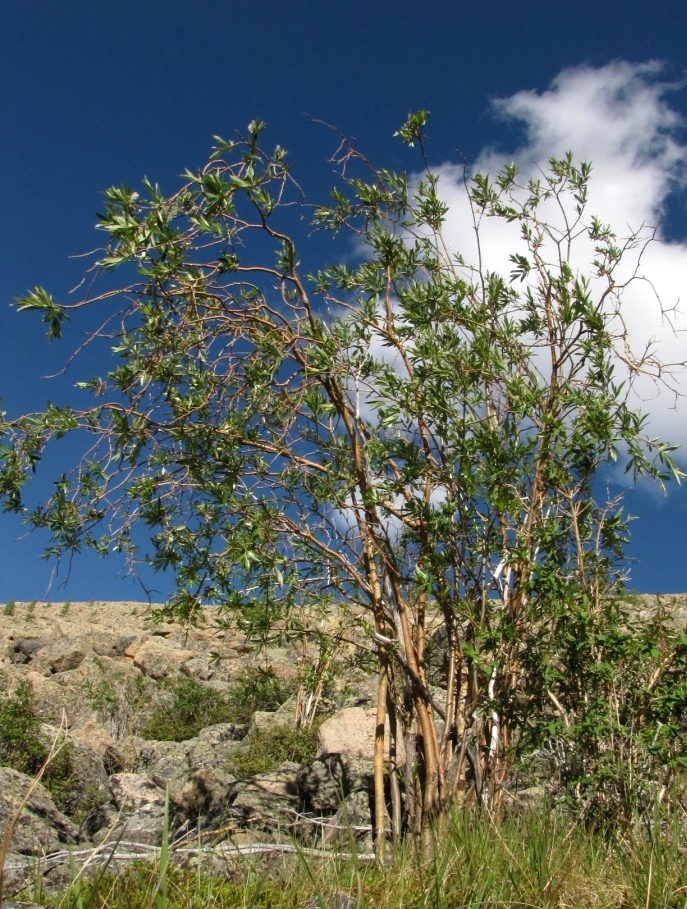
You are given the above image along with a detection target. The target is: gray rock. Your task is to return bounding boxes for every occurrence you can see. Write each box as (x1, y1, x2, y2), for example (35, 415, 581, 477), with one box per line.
(134, 739, 191, 784)
(168, 766, 234, 818)
(132, 641, 195, 680)
(0, 767, 80, 856)
(328, 789, 373, 849)
(109, 772, 166, 811)
(297, 754, 373, 814)
(12, 638, 46, 662)
(32, 641, 91, 676)
(112, 802, 169, 847)
(0, 853, 36, 898)
(218, 770, 301, 832)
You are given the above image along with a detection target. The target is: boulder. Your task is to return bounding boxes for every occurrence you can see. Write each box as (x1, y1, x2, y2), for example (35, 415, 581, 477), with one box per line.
(0, 767, 80, 855)
(168, 766, 234, 817)
(113, 802, 169, 847)
(32, 640, 91, 676)
(85, 801, 171, 848)
(134, 738, 191, 784)
(220, 769, 300, 832)
(69, 719, 126, 773)
(109, 772, 166, 811)
(186, 723, 245, 771)
(132, 640, 195, 679)
(317, 707, 405, 764)
(11, 638, 46, 664)
(297, 754, 373, 814)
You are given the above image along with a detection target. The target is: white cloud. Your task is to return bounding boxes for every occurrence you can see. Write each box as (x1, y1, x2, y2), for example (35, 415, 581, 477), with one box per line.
(432, 61, 687, 463)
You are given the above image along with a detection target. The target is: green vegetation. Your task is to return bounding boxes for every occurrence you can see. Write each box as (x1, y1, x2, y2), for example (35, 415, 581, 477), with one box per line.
(139, 676, 236, 742)
(139, 668, 294, 742)
(2, 600, 15, 616)
(24, 600, 36, 619)
(84, 664, 152, 743)
(228, 722, 321, 776)
(222, 666, 295, 724)
(0, 680, 99, 821)
(2, 113, 685, 851)
(17, 802, 687, 909)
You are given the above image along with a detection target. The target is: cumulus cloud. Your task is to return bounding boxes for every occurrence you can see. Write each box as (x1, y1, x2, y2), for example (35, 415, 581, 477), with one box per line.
(433, 61, 687, 462)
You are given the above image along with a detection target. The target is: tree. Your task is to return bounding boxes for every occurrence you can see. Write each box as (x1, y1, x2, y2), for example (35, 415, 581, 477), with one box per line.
(1, 113, 683, 856)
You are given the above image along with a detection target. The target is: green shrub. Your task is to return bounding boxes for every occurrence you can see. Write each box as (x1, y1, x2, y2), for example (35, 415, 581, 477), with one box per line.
(223, 666, 294, 723)
(228, 722, 320, 776)
(0, 680, 88, 819)
(139, 675, 237, 742)
(2, 599, 16, 616)
(138, 668, 295, 743)
(84, 665, 151, 742)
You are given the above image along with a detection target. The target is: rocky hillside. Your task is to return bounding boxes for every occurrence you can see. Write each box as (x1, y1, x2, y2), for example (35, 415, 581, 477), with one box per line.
(0, 599, 386, 896)
(1, 594, 685, 897)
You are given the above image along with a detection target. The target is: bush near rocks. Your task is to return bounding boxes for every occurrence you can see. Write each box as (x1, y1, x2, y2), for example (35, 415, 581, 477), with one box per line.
(139, 676, 236, 742)
(0, 680, 95, 820)
(137, 668, 295, 743)
(228, 723, 321, 777)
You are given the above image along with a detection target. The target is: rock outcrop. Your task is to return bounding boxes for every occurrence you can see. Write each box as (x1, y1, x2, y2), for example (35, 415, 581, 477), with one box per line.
(0, 599, 380, 897)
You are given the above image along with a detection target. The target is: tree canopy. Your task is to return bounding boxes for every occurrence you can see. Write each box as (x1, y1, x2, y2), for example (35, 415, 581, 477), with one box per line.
(1, 113, 684, 854)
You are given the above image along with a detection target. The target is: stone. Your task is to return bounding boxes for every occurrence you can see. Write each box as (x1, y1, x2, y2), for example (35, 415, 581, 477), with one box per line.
(186, 727, 244, 771)
(0, 767, 80, 856)
(12, 638, 46, 662)
(0, 853, 36, 898)
(134, 739, 191, 784)
(218, 770, 301, 832)
(109, 772, 166, 811)
(32, 640, 90, 676)
(317, 707, 405, 765)
(328, 789, 373, 849)
(181, 655, 216, 680)
(112, 802, 169, 847)
(297, 754, 373, 814)
(168, 766, 234, 817)
(132, 640, 195, 679)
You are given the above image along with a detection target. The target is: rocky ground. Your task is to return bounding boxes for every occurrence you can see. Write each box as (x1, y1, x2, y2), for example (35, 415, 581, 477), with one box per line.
(1, 594, 685, 897)
(0, 599, 390, 896)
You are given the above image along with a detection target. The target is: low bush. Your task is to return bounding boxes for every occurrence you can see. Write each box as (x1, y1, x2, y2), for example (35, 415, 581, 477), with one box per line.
(139, 676, 235, 742)
(0, 680, 95, 820)
(223, 665, 295, 723)
(227, 722, 321, 776)
(84, 665, 151, 742)
(139, 667, 295, 742)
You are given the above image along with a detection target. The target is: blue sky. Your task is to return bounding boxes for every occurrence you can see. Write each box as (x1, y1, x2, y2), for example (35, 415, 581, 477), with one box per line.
(1, 0, 687, 601)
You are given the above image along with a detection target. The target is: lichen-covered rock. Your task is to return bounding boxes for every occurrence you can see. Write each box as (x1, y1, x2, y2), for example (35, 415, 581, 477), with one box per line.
(297, 754, 373, 814)
(317, 707, 405, 764)
(32, 640, 91, 675)
(220, 769, 300, 832)
(109, 772, 166, 810)
(168, 766, 234, 817)
(132, 640, 195, 679)
(0, 767, 80, 855)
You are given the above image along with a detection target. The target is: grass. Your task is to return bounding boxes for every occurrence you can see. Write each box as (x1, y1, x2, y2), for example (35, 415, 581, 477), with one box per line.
(11, 801, 687, 909)
(228, 722, 321, 776)
(2, 600, 16, 616)
(139, 668, 295, 743)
